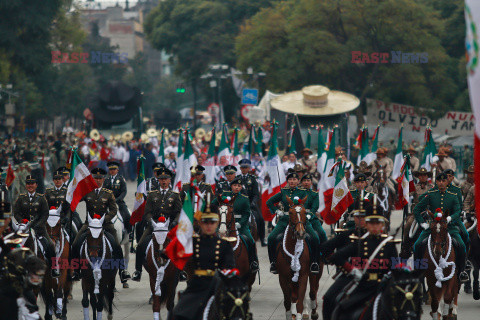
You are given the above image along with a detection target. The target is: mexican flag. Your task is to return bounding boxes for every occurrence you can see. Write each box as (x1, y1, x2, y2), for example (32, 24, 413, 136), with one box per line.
(395, 155, 415, 210)
(305, 128, 312, 149)
(204, 128, 217, 192)
(66, 150, 98, 212)
(365, 125, 380, 165)
(287, 124, 296, 154)
(217, 124, 232, 164)
(262, 122, 286, 221)
(325, 161, 353, 225)
(316, 126, 327, 181)
(6, 163, 15, 187)
(178, 130, 196, 188)
(319, 127, 338, 218)
(173, 129, 184, 191)
(466, 0, 480, 234)
(231, 127, 241, 167)
(356, 126, 370, 165)
(255, 126, 263, 156)
(165, 193, 194, 270)
(243, 125, 256, 159)
(130, 156, 147, 225)
(391, 127, 404, 180)
(158, 129, 166, 163)
(420, 127, 438, 171)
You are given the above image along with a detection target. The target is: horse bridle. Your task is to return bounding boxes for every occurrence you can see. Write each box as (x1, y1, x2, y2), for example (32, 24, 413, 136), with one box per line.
(430, 222, 448, 256)
(288, 204, 306, 232)
(384, 277, 423, 320)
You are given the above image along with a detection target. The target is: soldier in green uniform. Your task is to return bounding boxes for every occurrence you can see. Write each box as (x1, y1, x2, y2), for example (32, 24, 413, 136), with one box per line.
(320, 201, 368, 320)
(212, 176, 259, 272)
(300, 174, 327, 243)
(70, 168, 130, 282)
(328, 205, 398, 320)
(348, 174, 375, 217)
(238, 159, 266, 246)
(413, 172, 469, 282)
(13, 175, 60, 277)
(266, 172, 321, 274)
(56, 166, 83, 231)
(172, 206, 235, 320)
(132, 167, 182, 281)
(215, 165, 237, 195)
(181, 165, 213, 212)
(44, 169, 72, 233)
(103, 161, 132, 234)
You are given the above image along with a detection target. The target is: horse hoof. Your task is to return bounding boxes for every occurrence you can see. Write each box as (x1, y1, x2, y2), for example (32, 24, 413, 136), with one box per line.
(67, 294, 73, 300)
(473, 289, 480, 300)
(148, 296, 153, 304)
(108, 314, 113, 320)
(123, 282, 129, 289)
(311, 311, 319, 320)
(302, 314, 309, 319)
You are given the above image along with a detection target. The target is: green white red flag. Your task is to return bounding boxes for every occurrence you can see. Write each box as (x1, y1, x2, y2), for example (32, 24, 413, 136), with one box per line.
(325, 161, 353, 225)
(66, 150, 98, 211)
(6, 163, 15, 187)
(158, 129, 166, 163)
(391, 127, 404, 180)
(420, 127, 437, 171)
(356, 126, 370, 165)
(232, 127, 241, 166)
(173, 129, 184, 191)
(319, 127, 338, 218)
(217, 124, 232, 164)
(177, 130, 196, 189)
(365, 125, 379, 165)
(130, 156, 147, 225)
(204, 128, 217, 192)
(165, 193, 194, 270)
(305, 128, 312, 149)
(395, 155, 415, 210)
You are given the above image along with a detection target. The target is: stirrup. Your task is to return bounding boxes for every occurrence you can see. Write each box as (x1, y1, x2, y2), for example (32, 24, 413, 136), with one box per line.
(460, 271, 470, 283)
(270, 262, 277, 274)
(250, 261, 259, 272)
(466, 260, 473, 272)
(310, 262, 320, 274)
(131, 270, 141, 282)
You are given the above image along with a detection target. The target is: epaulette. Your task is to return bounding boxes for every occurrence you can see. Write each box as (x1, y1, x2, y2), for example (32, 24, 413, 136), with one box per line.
(20, 193, 26, 197)
(451, 185, 461, 190)
(311, 190, 319, 194)
(240, 193, 248, 198)
(171, 190, 179, 194)
(349, 235, 360, 240)
(102, 188, 113, 193)
(427, 189, 436, 193)
(45, 187, 53, 191)
(148, 190, 158, 194)
(446, 190, 457, 196)
(36, 193, 44, 197)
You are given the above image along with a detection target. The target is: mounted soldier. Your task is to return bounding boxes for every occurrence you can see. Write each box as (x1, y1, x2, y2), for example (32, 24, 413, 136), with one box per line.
(212, 176, 259, 272)
(13, 175, 60, 278)
(146, 162, 166, 192)
(171, 206, 235, 320)
(132, 167, 182, 281)
(103, 161, 132, 236)
(238, 159, 266, 246)
(347, 173, 375, 219)
(413, 172, 469, 282)
(460, 165, 475, 199)
(180, 165, 213, 213)
(70, 168, 131, 282)
(412, 167, 433, 208)
(300, 174, 327, 244)
(44, 169, 72, 233)
(266, 171, 321, 274)
(215, 165, 238, 195)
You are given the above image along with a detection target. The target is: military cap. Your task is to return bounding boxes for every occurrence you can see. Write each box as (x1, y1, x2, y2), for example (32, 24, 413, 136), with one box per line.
(436, 172, 448, 181)
(300, 174, 312, 182)
(465, 165, 474, 174)
(238, 159, 251, 168)
(224, 165, 237, 174)
(91, 168, 107, 178)
(364, 204, 387, 223)
(293, 164, 306, 172)
(201, 211, 219, 222)
(57, 166, 69, 175)
(444, 169, 455, 175)
(354, 173, 367, 182)
(190, 165, 205, 174)
(230, 176, 243, 186)
(53, 170, 63, 180)
(153, 162, 166, 171)
(301, 148, 313, 155)
(107, 161, 120, 169)
(25, 175, 36, 184)
(157, 167, 173, 179)
(413, 167, 432, 178)
(286, 172, 299, 180)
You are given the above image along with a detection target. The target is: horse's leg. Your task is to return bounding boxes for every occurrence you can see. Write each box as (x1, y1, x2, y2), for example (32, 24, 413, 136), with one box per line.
(308, 273, 320, 320)
(279, 276, 292, 320)
(40, 282, 53, 320)
(96, 290, 103, 320)
(427, 278, 440, 319)
(296, 275, 308, 319)
(473, 262, 480, 300)
(107, 275, 115, 320)
(81, 281, 90, 320)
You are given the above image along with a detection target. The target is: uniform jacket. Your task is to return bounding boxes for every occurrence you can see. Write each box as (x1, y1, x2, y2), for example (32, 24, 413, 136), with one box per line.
(144, 188, 182, 225)
(103, 174, 127, 204)
(266, 187, 308, 215)
(13, 192, 49, 230)
(81, 188, 117, 224)
(413, 188, 461, 225)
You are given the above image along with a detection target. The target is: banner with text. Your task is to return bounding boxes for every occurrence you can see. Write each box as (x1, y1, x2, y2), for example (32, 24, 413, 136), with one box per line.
(366, 99, 475, 136)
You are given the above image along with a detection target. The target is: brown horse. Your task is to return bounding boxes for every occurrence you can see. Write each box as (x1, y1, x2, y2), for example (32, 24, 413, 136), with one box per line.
(371, 162, 396, 228)
(424, 210, 458, 320)
(144, 217, 179, 320)
(41, 207, 71, 320)
(80, 215, 116, 320)
(276, 196, 322, 320)
(464, 212, 480, 299)
(217, 194, 256, 289)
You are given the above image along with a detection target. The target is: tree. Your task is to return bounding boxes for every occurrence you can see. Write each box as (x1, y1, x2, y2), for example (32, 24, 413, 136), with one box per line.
(236, 0, 466, 121)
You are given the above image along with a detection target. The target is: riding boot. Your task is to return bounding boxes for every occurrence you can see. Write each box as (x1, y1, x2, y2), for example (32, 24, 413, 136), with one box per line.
(456, 245, 469, 283)
(42, 237, 61, 278)
(248, 239, 259, 272)
(267, 239, 277, 274)
(306, 234, 320, 274)
(105, 231, 131, 283)
(132, 238, 147, 281)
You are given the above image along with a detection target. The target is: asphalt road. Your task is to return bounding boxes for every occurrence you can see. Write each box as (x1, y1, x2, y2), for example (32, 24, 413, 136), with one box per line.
(38, 180, 479, 319)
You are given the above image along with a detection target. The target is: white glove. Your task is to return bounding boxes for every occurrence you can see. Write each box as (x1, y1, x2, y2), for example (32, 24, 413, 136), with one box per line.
(275, 210, 284, 217)
(350, 268, 363, 281)
(446, 216, 452, 224)
(235, 222, 241, 229)
(421, 223, 429, 230)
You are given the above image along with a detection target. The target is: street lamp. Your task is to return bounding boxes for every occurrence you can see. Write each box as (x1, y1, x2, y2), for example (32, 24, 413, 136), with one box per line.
(202, 65, 231, 129)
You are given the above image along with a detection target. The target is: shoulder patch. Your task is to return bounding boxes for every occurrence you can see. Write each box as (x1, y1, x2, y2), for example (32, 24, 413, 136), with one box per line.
(46, 188, 53, 191)
(20, 193, 26, 197)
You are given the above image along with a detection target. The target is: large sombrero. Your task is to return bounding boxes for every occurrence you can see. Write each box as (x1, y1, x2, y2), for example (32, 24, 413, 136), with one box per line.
(90, 129, 101, 141)
(270, 85, 360, 116)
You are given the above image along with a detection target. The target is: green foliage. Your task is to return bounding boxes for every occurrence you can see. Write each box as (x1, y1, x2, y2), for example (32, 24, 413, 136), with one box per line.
(236, 0, 469, 115)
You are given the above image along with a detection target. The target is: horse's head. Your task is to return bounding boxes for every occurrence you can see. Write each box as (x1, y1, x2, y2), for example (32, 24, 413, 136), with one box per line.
(383, 267, 424, 320)
(215, 270, 252, 320)
(427, 209, 449, 258)
(11, 216, 31, 235)
(46, 206, 62, 239)
(87, 214, 105, 258)
(217, 194, 236, 237)
(286, 195, 307, 240)
(151, 216, 170, 249)
(373, 162, 387, 185)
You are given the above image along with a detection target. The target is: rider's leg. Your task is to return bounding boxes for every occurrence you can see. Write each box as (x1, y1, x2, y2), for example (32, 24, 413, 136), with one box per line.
(105, 223, 131, 282)
(252, 205, 266, 245)
(310, 217, 327, 243)
(239, 225, 259, 272)
(458, 222, 470, 253)
(132, 224, 152, 281)
(450, 232, 469, 282)
(118, 202, 132, 233)
(35, 227, 60, 277)
(413, 230, 429, 262)
(306, 224, 321, 273)
(267, 217, 288, 273)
